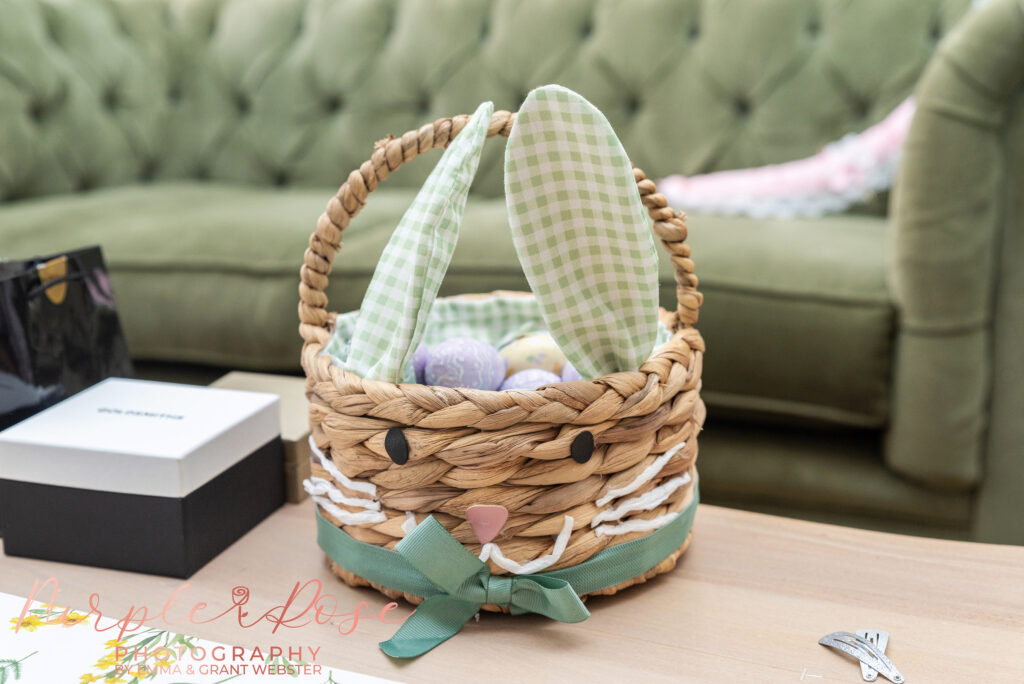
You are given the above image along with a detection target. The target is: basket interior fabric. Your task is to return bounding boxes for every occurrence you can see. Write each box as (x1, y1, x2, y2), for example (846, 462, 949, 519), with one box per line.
(323, 292, 674, 384)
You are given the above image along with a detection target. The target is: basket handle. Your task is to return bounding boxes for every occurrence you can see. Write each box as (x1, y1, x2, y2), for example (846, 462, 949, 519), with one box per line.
(298, 110, 702, 346)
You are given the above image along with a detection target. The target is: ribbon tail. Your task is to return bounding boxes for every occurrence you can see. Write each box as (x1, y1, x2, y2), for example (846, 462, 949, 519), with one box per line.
(510, 576, 590, 623)
(379, 595, 482, 659)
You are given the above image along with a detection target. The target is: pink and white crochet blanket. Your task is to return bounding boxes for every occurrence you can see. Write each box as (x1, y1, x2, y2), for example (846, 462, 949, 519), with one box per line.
(659, 98, 916, 219)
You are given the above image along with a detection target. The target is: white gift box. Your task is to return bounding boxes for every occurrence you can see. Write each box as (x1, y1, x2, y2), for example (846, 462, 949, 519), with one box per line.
(0, 378, 284, 577)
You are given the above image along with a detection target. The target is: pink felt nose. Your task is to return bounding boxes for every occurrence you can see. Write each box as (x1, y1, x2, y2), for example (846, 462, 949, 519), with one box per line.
(466, 505, 509, 544)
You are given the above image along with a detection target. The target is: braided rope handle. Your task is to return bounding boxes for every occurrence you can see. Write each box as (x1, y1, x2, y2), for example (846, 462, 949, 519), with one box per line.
(298, 110, 702, 347)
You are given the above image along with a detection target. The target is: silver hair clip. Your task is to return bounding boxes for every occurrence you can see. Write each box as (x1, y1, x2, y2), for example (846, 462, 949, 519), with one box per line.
(856, 630, 891, 682)
(819, 631, 904, 683)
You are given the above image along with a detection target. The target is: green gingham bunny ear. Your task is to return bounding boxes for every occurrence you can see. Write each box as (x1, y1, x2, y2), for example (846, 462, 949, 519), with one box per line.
(345, 101, 495, 382)
(505, 85, 660, 379)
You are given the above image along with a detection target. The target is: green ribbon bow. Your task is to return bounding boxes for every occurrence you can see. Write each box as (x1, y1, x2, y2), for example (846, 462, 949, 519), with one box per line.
(379, 517, 590, 657)
(315, 490, 698, 658)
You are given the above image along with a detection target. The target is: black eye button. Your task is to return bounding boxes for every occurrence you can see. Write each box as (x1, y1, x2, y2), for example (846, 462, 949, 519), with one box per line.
(570, 430, 594, 464)
(385, 427, 409, 465)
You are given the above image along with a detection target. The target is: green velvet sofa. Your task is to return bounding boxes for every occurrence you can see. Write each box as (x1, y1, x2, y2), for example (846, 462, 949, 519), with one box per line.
(4, 0, 1023, 543)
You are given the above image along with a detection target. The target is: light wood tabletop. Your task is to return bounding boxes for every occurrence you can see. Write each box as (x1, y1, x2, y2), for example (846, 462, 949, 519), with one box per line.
(1, 503, 1022, 683)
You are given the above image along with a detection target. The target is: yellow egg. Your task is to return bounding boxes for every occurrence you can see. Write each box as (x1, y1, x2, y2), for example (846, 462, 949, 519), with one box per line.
(498, 333, 567, 378)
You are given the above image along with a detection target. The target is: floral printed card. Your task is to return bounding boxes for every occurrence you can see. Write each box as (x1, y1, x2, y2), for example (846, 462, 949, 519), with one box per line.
(0, 592, 398, 683)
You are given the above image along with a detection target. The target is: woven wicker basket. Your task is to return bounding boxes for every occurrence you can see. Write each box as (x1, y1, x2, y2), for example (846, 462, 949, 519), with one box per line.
(298, 109, 705, 611)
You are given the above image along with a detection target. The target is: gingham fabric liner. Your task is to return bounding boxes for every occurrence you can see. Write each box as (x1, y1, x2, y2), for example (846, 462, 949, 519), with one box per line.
(505, 85, 659, 379)
(323, 293, 673, 384)
(343, 101, 495, 382)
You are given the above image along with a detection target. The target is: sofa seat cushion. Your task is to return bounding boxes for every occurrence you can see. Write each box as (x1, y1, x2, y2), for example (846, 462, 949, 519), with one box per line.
(697, 419, 971, 532)
(2, 182, 894, 428)
(686, 213, 894, 428)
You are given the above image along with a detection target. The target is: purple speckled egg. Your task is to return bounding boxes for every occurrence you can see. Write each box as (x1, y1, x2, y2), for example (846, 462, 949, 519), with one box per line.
(561, 360, 584, 382)
(500, 368, 561, 391)
(424, 338, 505, 390)
(412, 342, 430, 384)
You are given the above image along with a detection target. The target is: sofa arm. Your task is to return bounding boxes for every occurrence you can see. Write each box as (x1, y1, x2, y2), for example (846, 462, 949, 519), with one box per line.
(888, 0, 1024, 497)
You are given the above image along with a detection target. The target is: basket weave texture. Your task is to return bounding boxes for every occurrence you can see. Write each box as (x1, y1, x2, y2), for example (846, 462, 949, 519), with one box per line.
(298, 110, 705, 609)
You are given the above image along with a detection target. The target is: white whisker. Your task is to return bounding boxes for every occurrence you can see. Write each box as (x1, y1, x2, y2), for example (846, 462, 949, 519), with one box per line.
(310, 494, 387, 526)
(304, 476, 380, 510)
(593, 512, 678, 537)
(309, 435, 378, 497)
(596, 440, 686, 507)
(591, 473, 691, 526)
(479, 515, 574, 575)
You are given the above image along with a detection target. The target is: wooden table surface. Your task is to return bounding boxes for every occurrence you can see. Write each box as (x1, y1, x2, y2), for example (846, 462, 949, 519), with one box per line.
(2, 503, 1022, 683)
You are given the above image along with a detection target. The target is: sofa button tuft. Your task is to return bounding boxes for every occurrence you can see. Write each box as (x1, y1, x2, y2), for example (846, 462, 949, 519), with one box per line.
(139, 159, 158, 182)
(853, 98, 871, 119)
(235, 92, 250, 115)
(324, 94, 343, 113)
(27, 100, 46, 123)
(44, 19, 61, 45)
(102, 87, 120, 111)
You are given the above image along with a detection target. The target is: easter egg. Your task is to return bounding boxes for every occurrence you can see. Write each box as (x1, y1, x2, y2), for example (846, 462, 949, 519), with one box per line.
(412, 342, 430, 384)
(499, 368, 561, 391)
(498, 332, 567, 377)
(561, 360, 584, 382)
(424, 338, 505, 390)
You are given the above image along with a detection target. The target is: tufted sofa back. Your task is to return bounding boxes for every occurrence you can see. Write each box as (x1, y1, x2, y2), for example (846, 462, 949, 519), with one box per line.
(0, 0, 968, 202)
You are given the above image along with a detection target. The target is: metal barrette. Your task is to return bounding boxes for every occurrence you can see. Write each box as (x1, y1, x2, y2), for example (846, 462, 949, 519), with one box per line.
(856, 630, 893, 682)
(819, 630, 904, 683)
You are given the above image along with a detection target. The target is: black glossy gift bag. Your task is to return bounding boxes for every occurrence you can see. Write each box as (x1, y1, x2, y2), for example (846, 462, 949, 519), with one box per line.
(0, 246, 133, 431)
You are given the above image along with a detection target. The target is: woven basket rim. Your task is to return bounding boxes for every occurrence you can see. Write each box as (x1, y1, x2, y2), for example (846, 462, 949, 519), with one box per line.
(309, 290, 694, 402)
